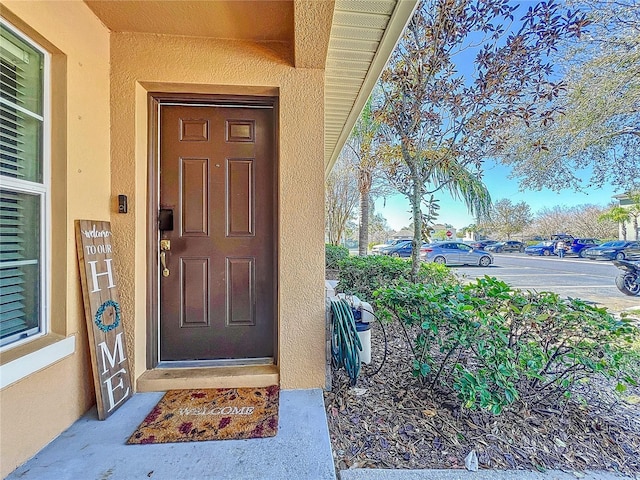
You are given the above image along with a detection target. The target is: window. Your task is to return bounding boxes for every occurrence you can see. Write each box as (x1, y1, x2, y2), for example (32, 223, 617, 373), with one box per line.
(0, 21, 49, 349)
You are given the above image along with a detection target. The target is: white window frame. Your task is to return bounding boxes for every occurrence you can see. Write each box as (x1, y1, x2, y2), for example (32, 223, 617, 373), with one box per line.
(0, 18, 51, 351)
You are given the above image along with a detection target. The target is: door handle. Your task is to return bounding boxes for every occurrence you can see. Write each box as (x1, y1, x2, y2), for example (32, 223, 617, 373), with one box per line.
(160, 251, 170, 277)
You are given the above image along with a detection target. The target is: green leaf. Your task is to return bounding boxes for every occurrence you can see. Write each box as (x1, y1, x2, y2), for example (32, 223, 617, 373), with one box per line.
(504, 389, 515, 403)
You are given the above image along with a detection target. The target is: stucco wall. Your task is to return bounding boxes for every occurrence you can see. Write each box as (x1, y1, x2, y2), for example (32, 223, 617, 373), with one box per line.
(0, 5, 327, 476)
(0, 1, 111, 477)
(109, 33, 327, 389)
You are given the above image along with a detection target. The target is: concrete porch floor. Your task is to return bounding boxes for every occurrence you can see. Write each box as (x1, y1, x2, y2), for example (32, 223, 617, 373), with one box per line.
(7, 389, 336, 480)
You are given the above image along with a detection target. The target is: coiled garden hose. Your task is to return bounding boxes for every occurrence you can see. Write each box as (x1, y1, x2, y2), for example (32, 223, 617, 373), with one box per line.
(330, 299, 390, 385)
(330, 298, 362, 386)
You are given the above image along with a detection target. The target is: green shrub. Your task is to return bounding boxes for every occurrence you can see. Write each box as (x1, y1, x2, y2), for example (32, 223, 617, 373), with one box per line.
(336, 255, 457, 301)
(326, 244, 349, 269)
(375, 276, 639, 415)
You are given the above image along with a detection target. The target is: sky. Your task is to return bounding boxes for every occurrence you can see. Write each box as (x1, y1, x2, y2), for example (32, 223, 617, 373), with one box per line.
(374, 160, 620, 231)
(368, 1, 624, 232)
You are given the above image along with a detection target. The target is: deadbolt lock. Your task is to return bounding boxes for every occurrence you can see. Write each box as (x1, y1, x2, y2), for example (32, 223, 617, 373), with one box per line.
(160, 239, 171, 251)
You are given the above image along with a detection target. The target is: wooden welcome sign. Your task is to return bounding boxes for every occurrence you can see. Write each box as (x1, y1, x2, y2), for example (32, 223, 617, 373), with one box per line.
(75, 220, 132, 420)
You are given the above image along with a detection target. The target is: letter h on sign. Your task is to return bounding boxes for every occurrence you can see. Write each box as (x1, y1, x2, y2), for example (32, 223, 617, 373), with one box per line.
(88, 259, 116, 293)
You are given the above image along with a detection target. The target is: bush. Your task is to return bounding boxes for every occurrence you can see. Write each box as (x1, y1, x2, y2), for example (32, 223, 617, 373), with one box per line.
(375, 276, 639, 415)
(336, 255, 457, 301)
(326, 244, 349, 269)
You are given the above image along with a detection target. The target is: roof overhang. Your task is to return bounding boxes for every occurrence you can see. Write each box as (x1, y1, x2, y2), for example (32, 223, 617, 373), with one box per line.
(323, 0, 418, 176)
(613, 192, 639, 199)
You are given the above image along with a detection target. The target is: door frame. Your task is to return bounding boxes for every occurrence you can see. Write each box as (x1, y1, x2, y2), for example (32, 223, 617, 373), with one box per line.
(146, 92, 279, 369)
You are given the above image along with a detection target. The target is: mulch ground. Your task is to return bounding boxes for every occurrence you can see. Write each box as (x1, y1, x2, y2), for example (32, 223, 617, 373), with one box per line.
(324, 318, 640, 476)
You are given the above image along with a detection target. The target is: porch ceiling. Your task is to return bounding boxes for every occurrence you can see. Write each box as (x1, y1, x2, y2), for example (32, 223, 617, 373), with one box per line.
(83, 0, 418, 176)
(84, 1, 295, 43)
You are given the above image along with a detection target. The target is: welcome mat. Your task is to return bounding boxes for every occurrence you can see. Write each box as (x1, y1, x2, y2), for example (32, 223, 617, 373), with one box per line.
(127, 386, 279, 444)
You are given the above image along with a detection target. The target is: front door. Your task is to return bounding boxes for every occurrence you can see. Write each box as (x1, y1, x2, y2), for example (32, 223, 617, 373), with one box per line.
(158, 102, 275, 362)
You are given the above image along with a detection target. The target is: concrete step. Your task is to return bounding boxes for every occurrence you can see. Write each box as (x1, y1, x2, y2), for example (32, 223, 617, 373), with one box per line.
(7, 389, 336, 480)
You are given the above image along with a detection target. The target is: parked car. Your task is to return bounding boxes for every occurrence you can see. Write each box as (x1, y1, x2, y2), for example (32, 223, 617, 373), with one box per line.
(568, 238, 601, 257)
(382, 240, 420, 257)
(485, 240, 526, 253)
(371, 238, 410, 255)
(582, 241, 640, 261)
(420, 241, 493, 266)
(469, 240, 499, 250)
(550, 233, 575, 242)
(524, 241, 556, 256)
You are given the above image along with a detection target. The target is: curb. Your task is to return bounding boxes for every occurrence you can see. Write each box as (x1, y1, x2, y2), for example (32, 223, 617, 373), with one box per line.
(339, 469, 639, 480)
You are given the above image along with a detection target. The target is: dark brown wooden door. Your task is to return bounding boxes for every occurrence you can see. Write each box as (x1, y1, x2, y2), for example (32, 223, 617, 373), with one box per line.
(159, 104, 275, 361)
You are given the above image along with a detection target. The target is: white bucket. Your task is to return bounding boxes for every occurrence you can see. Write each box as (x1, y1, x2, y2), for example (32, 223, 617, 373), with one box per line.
(356, 328, 371, 365)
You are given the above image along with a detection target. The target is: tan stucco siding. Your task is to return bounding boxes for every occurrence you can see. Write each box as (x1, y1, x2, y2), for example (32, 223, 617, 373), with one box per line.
(109, 33, 327, 389)
(277, 77, 326, 388)
(0, 1, 110, 477)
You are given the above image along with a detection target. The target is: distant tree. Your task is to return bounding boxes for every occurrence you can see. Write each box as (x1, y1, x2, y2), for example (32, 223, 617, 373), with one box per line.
(501, 0, 640, 193)
(420, 195, 441, 242)
(432, 230, 448, 241)
(346, 98, 386, 256)
(374, 0, 587, 279)
(532, 203, 618, 239)
(344, 220, 359, 247)
(403, 200, 446, 243)
(566, 204, 618, 238)
(598, 206, 631, 240)
(532, 206, 575, 239)
(482, 199, 533, 239)
(368, 207, 392, 246)
(325, 154, 358, 245)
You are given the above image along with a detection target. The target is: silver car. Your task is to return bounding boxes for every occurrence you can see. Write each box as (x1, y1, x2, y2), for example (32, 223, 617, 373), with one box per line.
(371, 238, 411, 255)
(420, 241, 493, 267)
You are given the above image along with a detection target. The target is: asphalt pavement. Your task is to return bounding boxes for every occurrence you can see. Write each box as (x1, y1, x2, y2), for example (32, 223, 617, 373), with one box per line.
(454, 253, 640, 314)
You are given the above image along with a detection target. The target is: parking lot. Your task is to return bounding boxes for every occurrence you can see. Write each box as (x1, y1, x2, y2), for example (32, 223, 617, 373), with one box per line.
(454, 253, 640, 314)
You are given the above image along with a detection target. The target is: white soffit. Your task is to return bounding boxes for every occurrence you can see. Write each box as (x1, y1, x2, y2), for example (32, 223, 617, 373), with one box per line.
(324, 0, 418, 176)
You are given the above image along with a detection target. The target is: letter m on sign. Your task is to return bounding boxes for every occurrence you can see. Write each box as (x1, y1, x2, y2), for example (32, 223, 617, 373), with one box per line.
(98, 332, 127, 374)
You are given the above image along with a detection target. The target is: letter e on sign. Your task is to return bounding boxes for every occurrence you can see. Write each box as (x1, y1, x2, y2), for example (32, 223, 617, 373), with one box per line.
(75, 220, 132, 420)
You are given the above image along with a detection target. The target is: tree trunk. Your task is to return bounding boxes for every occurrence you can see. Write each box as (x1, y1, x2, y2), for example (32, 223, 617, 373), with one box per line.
(410, 175, 424, 282)
(358, 192, 370, 256)
(357, 169, 372, 256)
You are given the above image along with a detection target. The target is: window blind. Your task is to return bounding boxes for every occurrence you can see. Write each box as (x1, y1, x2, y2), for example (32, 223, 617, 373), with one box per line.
(0, 24, 44, 347)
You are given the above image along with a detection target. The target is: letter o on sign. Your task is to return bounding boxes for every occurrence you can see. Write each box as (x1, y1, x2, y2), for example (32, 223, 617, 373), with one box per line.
(94, 299, 121, 332)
